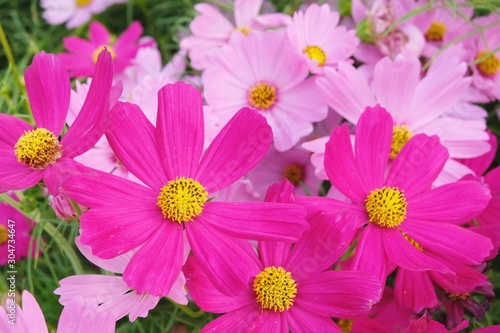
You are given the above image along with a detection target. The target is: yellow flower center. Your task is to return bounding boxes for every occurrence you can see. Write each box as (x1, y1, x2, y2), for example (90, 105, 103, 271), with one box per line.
(283, 164, 304, 186)
(476, 51, 500, 76)
(425, 22, 447, 42)
(338, 319, 353, 333)
(76, 0, 92, 7)
(92, 45, 116, 64)
(365, 186, 407, 228)
(14, 128, 61, 168)
(303, 45, 326, 66)
(0, 225, 8, 245)
(248, 82, 277, 111)
(157, 177, 208, 223)
(234, 26, 251, 36)
(391, 125, 412, 159)
(402, 233, 423, 251)
(446, 292, 470, 301)
(253, 266, 297, 312)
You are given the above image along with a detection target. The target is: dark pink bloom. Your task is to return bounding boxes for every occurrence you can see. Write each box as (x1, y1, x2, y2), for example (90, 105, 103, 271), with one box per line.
(185, 181, 381, 333)
(0, 50, 113, 194)
(63, 82, 309, 297)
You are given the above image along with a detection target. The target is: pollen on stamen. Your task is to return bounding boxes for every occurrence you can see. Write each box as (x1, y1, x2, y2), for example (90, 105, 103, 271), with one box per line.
(391, 125, 412, 159)
(76, 0, 92, 7)
(157, 177, 208, 223)
(0, 225, 8, 245)
(365, 186, 407, 228)
(92, 45, 116, 63)
(337, 319, 353, 333)
(402, 233, 423, 251)
(446, 292, 470, 301)
(476, 51, 500, 76)
(303, 45, 326, 66)
(253, 266, 297, 312)
(248, 82, 277, 111)
(283, 163, 304, 186)
(234, 26, 251, 36)
(425, 22, 447, 42)
(14, 128, 61, 169)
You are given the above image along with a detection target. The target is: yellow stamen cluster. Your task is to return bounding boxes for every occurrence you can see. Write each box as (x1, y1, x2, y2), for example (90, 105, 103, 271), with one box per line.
(446, 292, 470, 301)
(14, 128, 61, 168)
(76, 0, 92, 7)
(425, 22, 447, 42)
(365, 186, 407, 228)
(283, 164, 304, 186)
(337, 319, 353, 333)
(0, 225, 8, 245)
(248, 82, 277, 111)
(92, 46, 116, 63)
(402, 233, 423, 251)
(253, 266, 297, 312)
(157, 177, 208, 223)
(234, 26, 251, 36)
(391, 125, 412, 159)
(476, 51, 500, 76)
(303, 45, 326, 66)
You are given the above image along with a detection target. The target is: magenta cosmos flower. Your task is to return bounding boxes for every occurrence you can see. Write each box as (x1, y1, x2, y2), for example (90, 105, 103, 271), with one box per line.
(63, 82, 309, 297)
(180, 0, 291, 70)
(287, 3, 358, 74)
(297, 105, 492, 286)
(186, 180, 381, 333)
(203, 31, 328, 151)
(0, 50, 112, 194)
(58, 21, 153, 77)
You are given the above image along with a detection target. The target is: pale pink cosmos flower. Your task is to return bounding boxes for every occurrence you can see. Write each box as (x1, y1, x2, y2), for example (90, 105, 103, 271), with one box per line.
(297, 105, 493, 289)
(185, 180, 381, 333)
(287, 3, 359, 74)
(0, 290, 115, 333)
(63, 82, 309, 297)
(0, 50, 113, 195)
(316, 52, 490, 184)
(246, 144, 320, 198)
(40, 0, 126, 29)
(180, 0, 291, 70)
(58, 21, 154, 78)
(55, 236, 188, 322)
(203, 31, 328, 151)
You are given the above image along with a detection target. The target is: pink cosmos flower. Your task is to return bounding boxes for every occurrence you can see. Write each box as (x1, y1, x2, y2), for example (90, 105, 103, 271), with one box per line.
(287, 3, 358, 74)
(55, 236, 188, 322)
(63, 82, 309, 297)
(0, 50, 113, 195)
(0, 290, 115, 332)
(316, 53, 490, 184)
(0, 195, 37, 264)
(203, 31, 328, 151)
(246, 144, 320, 197)
(180, 0, 291, 70)
(297, 105, 492, 287)
(40, 0, 126, 29)
(58, 21, 153, 78)
(185, 180, 381, 333)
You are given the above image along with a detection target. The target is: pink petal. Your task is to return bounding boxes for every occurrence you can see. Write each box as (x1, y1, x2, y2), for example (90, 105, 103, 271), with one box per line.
(186, 220, 261, 296)
(394, 269, 437, 312)
(156, 81, 204, 178)
(20, 291, 48, 333)
(197, 107, 272, 193)
(351, 223, 389, 284)
(0, 114, 33, 148)
(106, 101, 167, 189)
(58, 297, 115, 333)
(184, 256, 255, 313)
(285, 211, 358, 280)
(201, 201, 308, 242)
(62, 36, 95, 55)
(75, 236, 130, 273)
(234, 0, 262, 26)
(354, 105, 393, 190)
(287, 306, 342, 333)
(89, 21, 111, 45)
(200, 304, 264, 333)
(325, 123, 368, 205)
(383, 228, 450, 273)
(407, 180, 491, 224)
(128, 293, 161, 322)
(429, 261, 487, 294)
(462, 130, 497, 175)
(296, 196, 366, 225)
(0, 156, 43, 192)
(55, 275, 129, 305)
(61, 49, 113, 158)
(296, 270, 381, 317)
(123, 223, 184, 296)
(113, 21, 142, 51)
(385, 134, 448, 199)
(351, 318, 391, 333)
(24, 51, 70, 135)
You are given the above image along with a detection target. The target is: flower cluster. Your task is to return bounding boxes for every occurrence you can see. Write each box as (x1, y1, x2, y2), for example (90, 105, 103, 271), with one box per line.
(1, 0, 500, 332)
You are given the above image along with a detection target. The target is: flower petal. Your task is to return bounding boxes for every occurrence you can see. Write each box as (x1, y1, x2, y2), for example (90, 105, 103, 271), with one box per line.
(55, 275, 129, 305)
(394, 269, 437, 312)
(24, 51, 70, 135)
(156, 81, 204, 179)
(197, 107, 273, 193)
(200, 303, 263, 333)
(287, 306, 342, 333)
